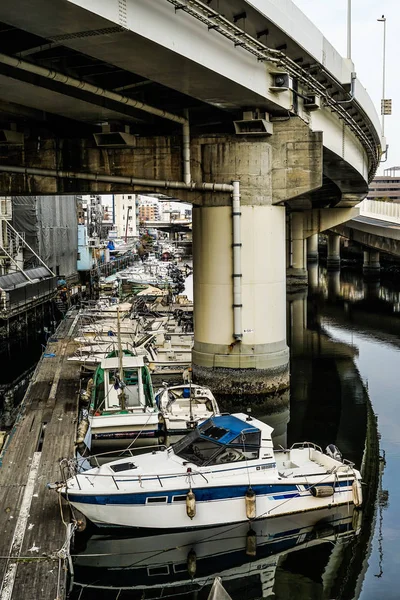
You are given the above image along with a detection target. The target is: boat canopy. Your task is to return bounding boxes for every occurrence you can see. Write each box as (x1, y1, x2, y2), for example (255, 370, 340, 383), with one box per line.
(198, 415, 260, 445)
(172, 414, 265, 467)
(100, 355, 145, 370)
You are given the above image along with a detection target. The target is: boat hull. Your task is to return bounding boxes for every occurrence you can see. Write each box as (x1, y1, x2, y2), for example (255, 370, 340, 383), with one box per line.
(64, 479, 357, 530)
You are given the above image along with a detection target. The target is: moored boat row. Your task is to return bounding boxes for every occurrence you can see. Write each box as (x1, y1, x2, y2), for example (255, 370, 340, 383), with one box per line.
(51, 262, 363, 537)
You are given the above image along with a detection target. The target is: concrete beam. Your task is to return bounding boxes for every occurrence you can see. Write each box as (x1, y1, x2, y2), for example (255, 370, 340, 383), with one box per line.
(303, 207, 359, 238)
(332, 222, 400, 258)
(269, 118, 323, 205)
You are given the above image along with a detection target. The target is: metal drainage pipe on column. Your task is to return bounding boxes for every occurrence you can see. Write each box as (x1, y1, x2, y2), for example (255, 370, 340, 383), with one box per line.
(232, 180, 242, 340)
(182, 108, 191, 186)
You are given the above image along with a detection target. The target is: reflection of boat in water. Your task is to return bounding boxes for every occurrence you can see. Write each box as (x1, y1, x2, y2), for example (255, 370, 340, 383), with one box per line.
(70, 505, 359, 599)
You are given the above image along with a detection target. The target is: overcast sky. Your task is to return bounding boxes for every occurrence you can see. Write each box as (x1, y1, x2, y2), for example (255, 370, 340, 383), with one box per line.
(293, 0, 398, 175)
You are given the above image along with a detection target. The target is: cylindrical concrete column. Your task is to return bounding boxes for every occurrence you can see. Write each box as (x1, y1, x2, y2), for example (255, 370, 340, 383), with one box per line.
(363, 249, 380, 275)
(287, 212, 308, 286)
(327, 233, 341, 270)
(192, 204, 289, 396)
(307, 234, 319, 263)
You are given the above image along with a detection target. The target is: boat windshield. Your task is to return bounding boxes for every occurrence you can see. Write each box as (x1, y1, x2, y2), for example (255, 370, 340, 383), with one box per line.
(172, 430, 221, 466)
(172, 427, 260, 467)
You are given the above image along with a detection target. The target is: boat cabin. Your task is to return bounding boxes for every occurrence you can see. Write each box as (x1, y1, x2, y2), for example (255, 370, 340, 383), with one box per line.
(172, 414, 273, 467)
(92, 354, 155, 414)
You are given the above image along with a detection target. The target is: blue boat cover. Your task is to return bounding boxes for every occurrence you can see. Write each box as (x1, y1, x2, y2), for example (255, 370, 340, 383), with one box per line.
(199, 415, 259, 446)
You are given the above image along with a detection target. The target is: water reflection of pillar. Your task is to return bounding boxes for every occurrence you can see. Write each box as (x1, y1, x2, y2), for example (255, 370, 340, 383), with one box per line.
(327, 270, 341, 299)
(286, 292, 312, 446)
(308, 262, 319, 290)
(288, 293, 307, 354)
(263, 401, 290, 449)
(363, 279, 380, 300)
(327, 233, 341, 270)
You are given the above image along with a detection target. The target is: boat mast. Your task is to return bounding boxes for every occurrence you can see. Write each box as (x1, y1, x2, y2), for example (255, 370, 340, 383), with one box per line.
(189, 370, 194, 425)
(117, 306, 126, 411)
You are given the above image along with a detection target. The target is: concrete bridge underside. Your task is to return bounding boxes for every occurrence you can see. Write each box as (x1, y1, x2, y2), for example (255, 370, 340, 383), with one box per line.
(332, 216, 400, 258)
(0, 0, 381, 398)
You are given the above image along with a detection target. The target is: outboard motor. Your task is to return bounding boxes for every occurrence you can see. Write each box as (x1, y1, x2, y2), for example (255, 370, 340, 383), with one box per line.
(325, 444, 342, 462)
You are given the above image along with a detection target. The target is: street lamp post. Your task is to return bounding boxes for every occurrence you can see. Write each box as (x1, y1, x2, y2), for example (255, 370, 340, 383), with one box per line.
(377, 15, 387, 137)
(347, 0, 352, 59)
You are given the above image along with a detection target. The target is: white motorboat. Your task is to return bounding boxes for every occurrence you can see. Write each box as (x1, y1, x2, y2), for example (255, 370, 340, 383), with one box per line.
(155, 383, 220, 443)
(79, 300, 132, 319)
(60, 413, 363, 529)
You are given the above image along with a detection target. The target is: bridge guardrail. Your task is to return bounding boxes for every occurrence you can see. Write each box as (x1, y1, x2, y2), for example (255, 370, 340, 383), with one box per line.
(359, 199, 400, 225)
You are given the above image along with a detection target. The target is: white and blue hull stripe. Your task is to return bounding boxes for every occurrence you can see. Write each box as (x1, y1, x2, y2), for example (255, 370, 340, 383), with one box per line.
(66, 480, 351, 506)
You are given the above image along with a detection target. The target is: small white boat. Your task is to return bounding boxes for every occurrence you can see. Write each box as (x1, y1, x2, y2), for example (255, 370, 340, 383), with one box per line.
(61, 413, 363, 529)
(155, 383, 220, 443)
(79, 300, 132, 319)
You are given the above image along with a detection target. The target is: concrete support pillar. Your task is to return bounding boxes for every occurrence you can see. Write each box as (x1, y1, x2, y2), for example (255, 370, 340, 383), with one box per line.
(287, 213, 308, 286)
(307, 234, 319, 263)
(363, 249, 380, 276)
(190, 124, 322, 398)
(192, 204, 289, 397)
(327, 233, 341, 270)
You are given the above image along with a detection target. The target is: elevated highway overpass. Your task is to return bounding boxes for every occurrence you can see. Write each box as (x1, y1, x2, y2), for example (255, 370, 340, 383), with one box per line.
(332, 200, 400, 260)
(0, 0, 382, 397)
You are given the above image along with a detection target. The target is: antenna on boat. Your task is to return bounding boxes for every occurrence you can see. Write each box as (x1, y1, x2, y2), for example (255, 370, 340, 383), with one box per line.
(117, 306, 127, 411)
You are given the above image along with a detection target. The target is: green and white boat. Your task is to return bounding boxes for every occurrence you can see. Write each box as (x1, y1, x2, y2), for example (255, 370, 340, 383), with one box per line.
(89, 350, 160, 449)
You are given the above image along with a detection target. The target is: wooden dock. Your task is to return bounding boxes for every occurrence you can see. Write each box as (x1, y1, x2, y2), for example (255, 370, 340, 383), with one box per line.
(0, 312, 80, 600)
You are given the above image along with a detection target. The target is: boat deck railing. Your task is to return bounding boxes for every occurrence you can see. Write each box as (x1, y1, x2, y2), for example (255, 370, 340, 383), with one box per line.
(60, 445, 169, 489)
(275, 442, 323, 454)
(278, 443, 356, 471)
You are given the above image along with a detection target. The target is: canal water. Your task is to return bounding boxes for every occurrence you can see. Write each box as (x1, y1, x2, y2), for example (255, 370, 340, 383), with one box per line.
(1, 268, 398, 598)
(67, 265, 398, 599)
